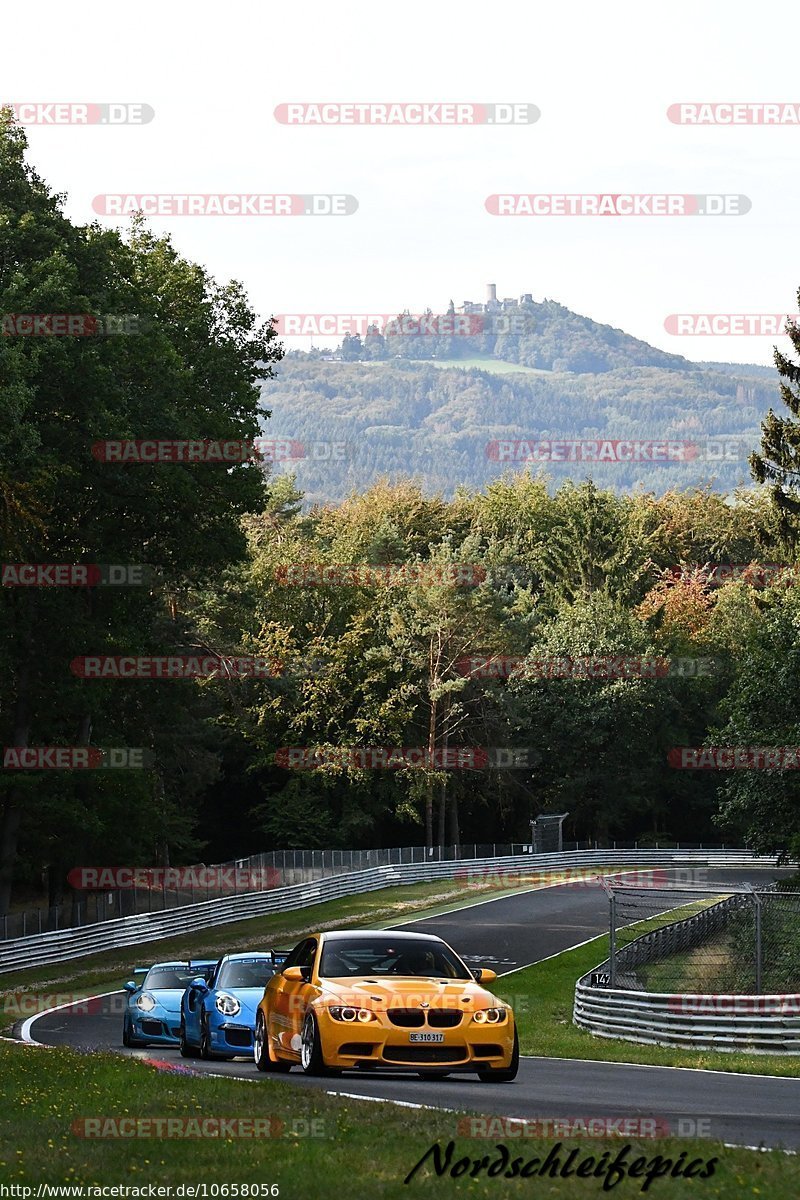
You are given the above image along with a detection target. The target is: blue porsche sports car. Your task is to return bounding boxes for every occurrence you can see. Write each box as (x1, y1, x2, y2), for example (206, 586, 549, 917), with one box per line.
(122, 960, 216, 1048)
(179, 951, 286, 1060)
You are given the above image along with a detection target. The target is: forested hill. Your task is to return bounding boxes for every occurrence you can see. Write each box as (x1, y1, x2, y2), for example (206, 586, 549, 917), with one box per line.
(333, 298, 691, 373)
(259, 355, 777, 507)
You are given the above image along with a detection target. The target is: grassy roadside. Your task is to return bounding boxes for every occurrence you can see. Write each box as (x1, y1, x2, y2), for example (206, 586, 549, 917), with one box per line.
(498, 935, 800, 1077)
(0, 1040, 798, 1197)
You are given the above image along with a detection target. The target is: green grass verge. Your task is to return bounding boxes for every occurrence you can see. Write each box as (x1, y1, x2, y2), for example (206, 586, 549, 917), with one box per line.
(1, 1040, 797, 1197)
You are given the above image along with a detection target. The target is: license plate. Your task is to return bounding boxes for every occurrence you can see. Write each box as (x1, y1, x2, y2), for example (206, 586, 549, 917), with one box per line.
(409, 1032, 444, 1043)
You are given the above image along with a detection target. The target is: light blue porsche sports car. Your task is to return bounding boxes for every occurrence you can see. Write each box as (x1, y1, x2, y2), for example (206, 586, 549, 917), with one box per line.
(179, 951, 286, 1060)
(122, 960, 216, 1048)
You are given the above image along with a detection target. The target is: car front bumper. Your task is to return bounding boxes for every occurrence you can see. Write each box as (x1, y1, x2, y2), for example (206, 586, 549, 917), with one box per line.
(129, 1012, 181, 1045)
(210, 1021, 256, 1055)
(315, 1009, 515, 1071)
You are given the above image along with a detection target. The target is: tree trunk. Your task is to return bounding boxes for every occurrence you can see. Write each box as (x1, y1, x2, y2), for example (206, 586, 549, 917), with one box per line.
(437, 695, 449, 851)
(437, 777, 446, 851)
(66, 711, 93, 925)
(0, 802, 22, 917)
(425, 695, 437, 850)
(449, 786, 460, 854)
(0, 601, 33, 916)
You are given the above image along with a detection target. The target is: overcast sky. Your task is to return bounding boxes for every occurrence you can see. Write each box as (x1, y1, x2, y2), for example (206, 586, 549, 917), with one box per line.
(4, 1, 799, 365)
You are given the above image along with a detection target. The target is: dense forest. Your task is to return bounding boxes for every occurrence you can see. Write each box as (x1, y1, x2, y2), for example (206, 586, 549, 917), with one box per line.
(260, 356, 774, 506)
(3, 109, 800, 916)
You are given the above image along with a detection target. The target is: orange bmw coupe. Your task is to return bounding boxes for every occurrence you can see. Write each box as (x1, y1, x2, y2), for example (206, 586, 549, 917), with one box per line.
(254, 929, 518, 1081)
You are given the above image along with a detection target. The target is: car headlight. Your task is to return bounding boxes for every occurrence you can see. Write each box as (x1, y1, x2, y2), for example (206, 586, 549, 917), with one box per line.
(472, 1007, 507, 1024)
(215, 992, 241, 1017)
(328, 1006, 376, 1023)
(136, 993, 156, 1012)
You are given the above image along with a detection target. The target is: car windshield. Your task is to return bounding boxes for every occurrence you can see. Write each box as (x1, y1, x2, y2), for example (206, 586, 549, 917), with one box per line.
(319, 939, 471, 979)
(143, 966, 206, 990)
(217, 959, 273, 989)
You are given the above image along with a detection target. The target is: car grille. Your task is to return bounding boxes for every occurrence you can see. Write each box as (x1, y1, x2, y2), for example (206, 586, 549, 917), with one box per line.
(471, 1044, 504, 1057)
(141, 1020, 164, 1036)
(427, 1011, 462, 1028)
(387, 1009, 425, 1028)
(386, 1009, 463, 1028)
(383, 1045, 467, 1064)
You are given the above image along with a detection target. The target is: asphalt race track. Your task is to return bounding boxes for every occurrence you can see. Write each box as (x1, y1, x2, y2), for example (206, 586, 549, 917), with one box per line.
(17, 868, 800, 1151)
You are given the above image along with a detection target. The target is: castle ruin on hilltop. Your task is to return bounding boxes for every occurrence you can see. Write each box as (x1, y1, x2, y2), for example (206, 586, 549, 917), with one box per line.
(457, 283, 535, 315)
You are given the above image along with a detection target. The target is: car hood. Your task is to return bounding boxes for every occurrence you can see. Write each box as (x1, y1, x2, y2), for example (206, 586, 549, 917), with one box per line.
(317, 977, 504, 1012)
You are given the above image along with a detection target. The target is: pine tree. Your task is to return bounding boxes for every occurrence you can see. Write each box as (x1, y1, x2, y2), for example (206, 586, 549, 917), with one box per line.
(751, 308, 800, 540)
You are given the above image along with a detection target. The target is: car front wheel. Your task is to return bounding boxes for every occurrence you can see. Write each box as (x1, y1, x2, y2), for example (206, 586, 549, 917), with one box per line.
(300, 1011, 338, 1076)
(255, 1012, 291, 1073)
(199, 1013, 215, 1061)
(477, 1028, 519, 1082)
(180, 1016, 199, 1058)
(122, 1014, 144, 1048)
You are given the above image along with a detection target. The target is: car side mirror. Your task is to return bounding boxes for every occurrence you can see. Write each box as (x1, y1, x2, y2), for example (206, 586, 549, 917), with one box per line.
(123, 981, 137, 993)
(190, 977, 208, 992)
(473, 968, 497, 984)
(282, 965, 310, 982)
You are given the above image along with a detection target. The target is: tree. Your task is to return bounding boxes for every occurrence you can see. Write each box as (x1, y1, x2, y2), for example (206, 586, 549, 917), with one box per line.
(712, 587, 800, 860)
(0, 110, 282, 912)
(751, 302, 800, 540)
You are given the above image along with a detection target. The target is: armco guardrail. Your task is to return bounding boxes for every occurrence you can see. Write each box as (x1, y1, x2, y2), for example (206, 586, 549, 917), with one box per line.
(574, 883, 800, 1053)
(0, 848, 776, 975)
(2, 840, 742, 941)
(574, 978, 800, 1053)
